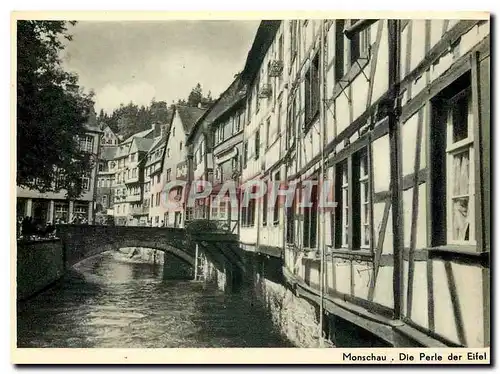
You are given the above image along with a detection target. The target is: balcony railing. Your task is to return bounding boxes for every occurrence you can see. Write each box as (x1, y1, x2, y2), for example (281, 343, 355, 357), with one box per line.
(125, 194, 142, 203)
(129, 205, 149, 216)
(125, 175, 140, 184)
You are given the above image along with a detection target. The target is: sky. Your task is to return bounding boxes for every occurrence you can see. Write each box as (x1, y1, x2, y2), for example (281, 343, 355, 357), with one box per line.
(61, 20, 260, 114)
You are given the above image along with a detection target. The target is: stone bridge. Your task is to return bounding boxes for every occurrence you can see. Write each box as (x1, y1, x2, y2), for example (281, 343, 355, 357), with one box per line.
(55, 224, 245, 287)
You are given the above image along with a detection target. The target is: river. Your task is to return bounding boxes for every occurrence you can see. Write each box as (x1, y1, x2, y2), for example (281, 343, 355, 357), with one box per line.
(16, 250, 293, 348)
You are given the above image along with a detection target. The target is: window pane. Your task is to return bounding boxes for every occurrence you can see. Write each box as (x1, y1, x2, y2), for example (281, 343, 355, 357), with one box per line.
(452, 94, 469, 143)
(364, 225, 370, 246)
(452, 150, 470, 196)
(452, 197, 470, 241)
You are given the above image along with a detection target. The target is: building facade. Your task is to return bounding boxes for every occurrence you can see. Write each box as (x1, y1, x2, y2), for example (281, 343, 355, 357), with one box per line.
(207, 76, 247, 234)
(184, 106, 210, 221)
(95, 145, 118, 224)
(160, 105, 201, 228)
(146, 133, 168, 227)
(112, 124, 160, 225)
(100, 124, 120, 146)
(233, 19, 490, 348)
(179, 19, 490, 348)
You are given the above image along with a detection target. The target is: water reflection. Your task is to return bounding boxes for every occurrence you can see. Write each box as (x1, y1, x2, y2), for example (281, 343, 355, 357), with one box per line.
(17, 251, 293, 348)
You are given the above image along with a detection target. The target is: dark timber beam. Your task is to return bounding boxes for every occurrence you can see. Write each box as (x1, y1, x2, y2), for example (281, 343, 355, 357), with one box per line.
(388, 19, 404, 321)
(344, 19, 378, 39)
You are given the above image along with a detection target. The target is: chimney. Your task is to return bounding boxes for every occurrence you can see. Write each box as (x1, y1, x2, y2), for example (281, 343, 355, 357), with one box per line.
(154, 122, 161, 137)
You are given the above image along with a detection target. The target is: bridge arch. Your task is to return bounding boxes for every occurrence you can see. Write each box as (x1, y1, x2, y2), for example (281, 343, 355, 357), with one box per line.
(56, 225, 196, 269)
(108, 239, 195, 266)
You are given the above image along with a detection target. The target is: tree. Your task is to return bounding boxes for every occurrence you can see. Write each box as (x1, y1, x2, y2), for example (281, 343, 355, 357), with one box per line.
(17, 20, 95, 198)
(187, 82, 203, 107)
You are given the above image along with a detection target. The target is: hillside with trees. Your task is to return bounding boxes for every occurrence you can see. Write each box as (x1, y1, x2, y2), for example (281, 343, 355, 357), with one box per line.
(98, 83, 216, 140)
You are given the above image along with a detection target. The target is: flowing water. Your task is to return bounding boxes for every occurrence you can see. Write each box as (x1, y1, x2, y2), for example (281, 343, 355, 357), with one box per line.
(17, 251, 293, 348)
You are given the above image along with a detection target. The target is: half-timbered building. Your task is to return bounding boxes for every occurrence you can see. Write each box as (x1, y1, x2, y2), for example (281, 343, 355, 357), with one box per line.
(236, 18, 490, 348)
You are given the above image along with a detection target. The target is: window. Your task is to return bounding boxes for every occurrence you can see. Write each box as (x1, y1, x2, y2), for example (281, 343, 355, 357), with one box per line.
(167, 148, 171, 157)
(278, 34, 284, 86)
(211, 196, 219, 220)
(102, 195, 108, 207)
(156, 175, 160, 184)
(255, 129, 260, 159)
(151, 194, 154, 207)
(286, 192, 296, 244)
(224, 119, 232, 140)
(98, 163, 104, 172)
(290, 20, 298, 62)
(166, 168, 172, 182)
(287, 95, 297, 148)
(265, 118, 271, 149)
(54, 203, 69, 222)
(241, 186, 256, 227)
(79, 136, 93, 153)
(431, 75, 475, 246)
(80, 174, 90, 191)
(335, 20, 345, 83)
(447, 91, 475, 243)
(243, 141, 249, 167)
(334, 148, 371, 250)
(130, 153, 136, 162)
(247, 92, 253, 124)
(273, 171, 281, 225)
(74, 204, 88, 218)
(235, 112, 242, 133)
(349, 19, 370, 65)
(277, 100, 283, 138)
(356, 150, 371, 248)
(262, 183, 268, 226)
(255, 73, 261, 114)
(173, 127, 176, 137)
(180, 141, 183, 151)
(305, 53, 320, 128)
(132, 168, 137, 178)
(302, 179, 318, 249)
(335, 160, 349, 248)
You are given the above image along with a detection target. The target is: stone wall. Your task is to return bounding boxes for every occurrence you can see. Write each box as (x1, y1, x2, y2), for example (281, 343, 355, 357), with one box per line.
(246, 252, 322, 348)
(17, 239, 65, 301)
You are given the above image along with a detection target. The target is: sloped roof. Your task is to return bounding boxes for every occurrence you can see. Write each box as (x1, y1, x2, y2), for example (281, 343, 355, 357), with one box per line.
(186, 75, 246, 144)
(149, 135, 166, 153)
(204, 75, 245, 128)
(176, 105, 207, 134)
(132, 137, 155, 152)
(240, 21, 282, 86)
(122, 128, 154, 144)
(100, 145, 118, 160)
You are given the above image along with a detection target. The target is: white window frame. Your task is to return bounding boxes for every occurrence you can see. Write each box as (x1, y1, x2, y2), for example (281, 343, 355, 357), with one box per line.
(359, 151, 370, 249)
(341, 163, 349, 248)
(79, 136, 93, 153)
(81, 175, 90, 191)
(445, 88, 475, 245)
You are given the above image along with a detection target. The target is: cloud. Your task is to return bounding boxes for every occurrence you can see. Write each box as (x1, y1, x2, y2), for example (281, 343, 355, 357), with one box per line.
(95, 81, 157, 113)
(62, 21, 260, 114)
